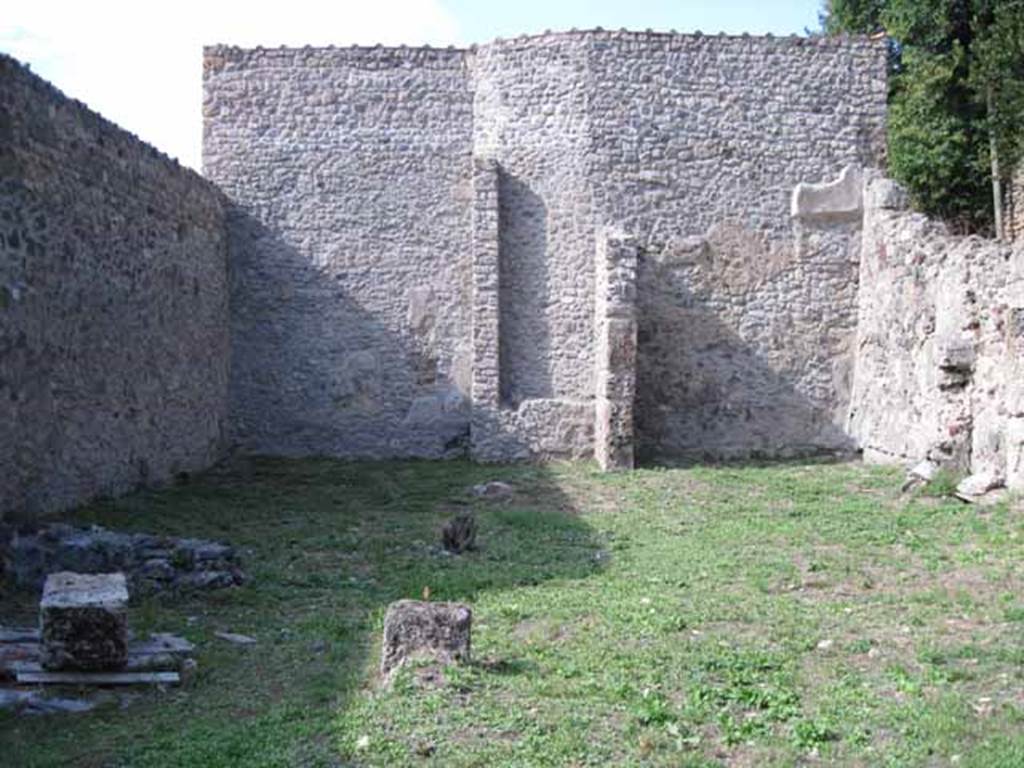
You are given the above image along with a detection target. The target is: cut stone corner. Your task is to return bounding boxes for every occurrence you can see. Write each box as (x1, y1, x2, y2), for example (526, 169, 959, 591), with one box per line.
(791, 164, 864, 221)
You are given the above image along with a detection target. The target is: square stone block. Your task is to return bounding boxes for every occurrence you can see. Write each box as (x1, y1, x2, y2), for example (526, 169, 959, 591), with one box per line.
(381, 600, 471, 677)
(40, 572, 129, 671)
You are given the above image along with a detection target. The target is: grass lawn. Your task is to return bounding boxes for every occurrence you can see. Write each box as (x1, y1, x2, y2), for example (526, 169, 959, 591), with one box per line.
(2, 457, 1024, 767)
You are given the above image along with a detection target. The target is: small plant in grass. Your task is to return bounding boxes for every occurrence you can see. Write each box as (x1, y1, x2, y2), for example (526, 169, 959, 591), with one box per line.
(633, 688, 674, 727)
(918, 468, 963, 498)
(719, 712, 770, 745)
(1004, 605, 1024, 622)
(792, 717, 838, 750)
(847, 637, 873, 654)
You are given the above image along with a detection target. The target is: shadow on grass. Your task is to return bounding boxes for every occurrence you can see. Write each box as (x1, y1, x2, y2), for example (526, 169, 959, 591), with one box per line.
(637, 451, 862, 471)
(0, 456, 606, 768)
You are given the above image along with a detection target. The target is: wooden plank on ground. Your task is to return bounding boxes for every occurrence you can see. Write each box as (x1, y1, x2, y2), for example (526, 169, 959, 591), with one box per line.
(16, 670, 179, 685)
(0, 644, 40, 679)
(0, 628, 40, 643)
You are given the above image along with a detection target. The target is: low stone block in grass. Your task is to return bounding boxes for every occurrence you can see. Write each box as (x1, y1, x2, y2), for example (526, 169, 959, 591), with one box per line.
(381, 599, 472, 678)
(40, 572, 128, 671)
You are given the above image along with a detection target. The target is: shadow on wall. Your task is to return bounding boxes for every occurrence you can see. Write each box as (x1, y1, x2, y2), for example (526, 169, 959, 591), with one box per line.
(227, 205, 479, 460)
(498, 173, 553, 406)
(227, 201, 573, 465)
(634, 227, 860, 466)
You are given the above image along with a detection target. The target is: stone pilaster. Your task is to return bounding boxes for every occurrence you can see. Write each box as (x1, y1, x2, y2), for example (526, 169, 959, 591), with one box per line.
(594, 231, 638, 470)
(470, 158, 501, 456)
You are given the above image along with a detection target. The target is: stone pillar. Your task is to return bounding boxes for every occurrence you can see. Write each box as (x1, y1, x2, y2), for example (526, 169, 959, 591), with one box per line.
(594, 231, 638, 471)
(470, 158, 501, 457)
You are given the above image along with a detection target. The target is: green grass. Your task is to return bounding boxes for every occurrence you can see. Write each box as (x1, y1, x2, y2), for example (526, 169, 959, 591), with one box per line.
(3, 457, 1023, 766)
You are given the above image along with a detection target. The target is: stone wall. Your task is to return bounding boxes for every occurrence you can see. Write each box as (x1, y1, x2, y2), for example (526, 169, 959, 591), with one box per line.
(1007, 164, 1024, 244)
(203, 46, 475, 459)
(584, 34, 886, 461)
(0, 55, 229, 519)
(468, 35, 597, 460)
(850, 176, 1024, 489)
(206, 32, 887, 464)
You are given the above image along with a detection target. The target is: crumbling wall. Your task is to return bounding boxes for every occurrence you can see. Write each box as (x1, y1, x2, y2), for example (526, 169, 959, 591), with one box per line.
(1007, 165, 1024, 244)
(850, 176, 1024, 490)
(203, 46, 475, 459)
(0, 55, 229, 519)
(594, 231, 638, 470)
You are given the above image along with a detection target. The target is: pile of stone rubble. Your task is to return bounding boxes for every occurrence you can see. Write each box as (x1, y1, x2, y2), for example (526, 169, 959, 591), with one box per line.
(1, 523, 244, 592)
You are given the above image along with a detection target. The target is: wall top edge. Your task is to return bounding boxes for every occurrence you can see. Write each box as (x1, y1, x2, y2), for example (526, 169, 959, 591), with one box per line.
(203, 29, 885, 60)
(1, 53, 219, 194)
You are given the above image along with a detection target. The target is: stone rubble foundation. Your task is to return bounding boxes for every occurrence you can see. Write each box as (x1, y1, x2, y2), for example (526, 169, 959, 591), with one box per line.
(1, 523, 244, 593)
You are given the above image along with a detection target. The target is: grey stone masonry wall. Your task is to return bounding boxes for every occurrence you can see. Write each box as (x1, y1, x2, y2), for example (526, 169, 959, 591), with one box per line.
(594, 232, 638, 470)
(468, 158, 504, 459)
(204, 31, 888, 463)
(0, 55, 229, 520)
(586, 33, 886, 461)
(468, 35, 597, 460)
(850, 176, 1024, 490)
(204, 46, 474, 459)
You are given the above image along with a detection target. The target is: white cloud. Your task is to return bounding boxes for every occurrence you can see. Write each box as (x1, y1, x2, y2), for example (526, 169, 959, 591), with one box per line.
(1, 0, 463, 169)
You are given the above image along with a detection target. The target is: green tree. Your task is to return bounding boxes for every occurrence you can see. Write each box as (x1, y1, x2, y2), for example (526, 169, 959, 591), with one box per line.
(822, 0, 1024, 234)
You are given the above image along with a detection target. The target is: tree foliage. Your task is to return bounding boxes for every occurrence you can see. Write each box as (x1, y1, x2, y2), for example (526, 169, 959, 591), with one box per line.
(822, 0, 1024, 233)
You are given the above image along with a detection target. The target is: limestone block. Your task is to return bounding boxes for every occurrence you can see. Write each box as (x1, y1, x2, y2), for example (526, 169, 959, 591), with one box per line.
(865, 177, 910, 211)
(791, 165, 863, 220)
(955, 472, 1004, 503)
(909, 459, 939, 482)
(40, 572, 129, 671)
(380, 600, 472, 677)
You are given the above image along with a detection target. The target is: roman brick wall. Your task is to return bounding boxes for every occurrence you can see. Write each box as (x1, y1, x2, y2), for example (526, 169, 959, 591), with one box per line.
(468, 35, 597, 460)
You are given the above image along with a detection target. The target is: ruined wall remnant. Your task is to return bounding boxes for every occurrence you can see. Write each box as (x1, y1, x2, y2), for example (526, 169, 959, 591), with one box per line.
(1007, 165, 1024, 244)
(17, 25, 1024, 515)
(0, 55, 229, 519)
(850, 175, 1024, 489)
(205, 31, 888, 463)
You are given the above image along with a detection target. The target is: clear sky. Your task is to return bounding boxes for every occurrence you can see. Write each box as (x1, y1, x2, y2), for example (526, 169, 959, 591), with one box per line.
(1, 1, 823, 170)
